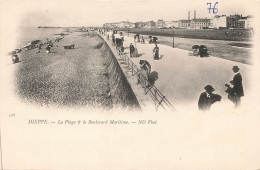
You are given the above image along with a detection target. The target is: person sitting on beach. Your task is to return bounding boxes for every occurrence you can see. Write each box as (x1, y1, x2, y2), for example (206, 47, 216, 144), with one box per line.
(37, 44, 42, 54)
(12, 54, 19, 64)
(46, 45, 51, 53)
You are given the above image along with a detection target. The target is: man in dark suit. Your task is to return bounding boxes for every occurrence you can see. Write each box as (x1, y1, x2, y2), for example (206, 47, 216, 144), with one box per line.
(198, 85, 222, 111)
(230, 66, 244, 107)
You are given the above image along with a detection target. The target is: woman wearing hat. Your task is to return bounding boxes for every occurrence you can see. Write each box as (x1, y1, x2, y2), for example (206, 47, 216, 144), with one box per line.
(198, 85, 222, 111)
(153, 43, 159, 60)
(230, 66, 244, 107)
(129, 43, 135, 57)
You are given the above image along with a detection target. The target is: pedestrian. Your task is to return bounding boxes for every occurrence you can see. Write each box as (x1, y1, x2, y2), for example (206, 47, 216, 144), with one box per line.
(230, 66, 244, 107)
(153, 43, 159, 60)
(129, 43, 135, 57)
(141, 36, 145, 44)
(137, 60, 151, 87)
(112, 34, 115, 44)
(198, 85, 222, 111)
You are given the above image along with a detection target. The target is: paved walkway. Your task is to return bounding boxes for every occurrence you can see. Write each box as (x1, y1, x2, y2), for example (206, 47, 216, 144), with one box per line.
(105, 32, 252, 112)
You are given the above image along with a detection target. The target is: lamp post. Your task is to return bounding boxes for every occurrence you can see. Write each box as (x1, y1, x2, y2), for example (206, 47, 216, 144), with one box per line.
(172, 26, 175, 48)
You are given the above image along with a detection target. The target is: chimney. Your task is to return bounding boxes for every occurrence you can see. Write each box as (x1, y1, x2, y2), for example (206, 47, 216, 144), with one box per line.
(188, 11, 190, 20)
(194, 10, 196, 19)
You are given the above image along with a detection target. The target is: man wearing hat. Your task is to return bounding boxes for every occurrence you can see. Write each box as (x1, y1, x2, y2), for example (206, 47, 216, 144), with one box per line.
(198, 85, 222, 111)
(230, 66, 244, 107)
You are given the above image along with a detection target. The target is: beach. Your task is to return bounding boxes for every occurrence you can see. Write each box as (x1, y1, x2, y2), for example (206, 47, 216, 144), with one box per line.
(14, 30, 140, 110)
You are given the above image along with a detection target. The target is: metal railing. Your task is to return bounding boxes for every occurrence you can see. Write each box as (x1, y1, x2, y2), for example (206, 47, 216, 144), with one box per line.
(102, 33, 176, 112)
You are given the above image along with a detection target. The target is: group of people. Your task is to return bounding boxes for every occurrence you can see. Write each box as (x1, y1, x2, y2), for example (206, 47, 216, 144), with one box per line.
(198, 66, 244, 111)
(129, 42, 160, 60)
(11, 35, 64, 64)
(189, 45, 210, 57)
(110, 31, 244, 111)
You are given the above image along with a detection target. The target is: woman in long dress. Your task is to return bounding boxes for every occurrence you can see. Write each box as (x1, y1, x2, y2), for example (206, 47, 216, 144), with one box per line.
(153, 44, 159, 60)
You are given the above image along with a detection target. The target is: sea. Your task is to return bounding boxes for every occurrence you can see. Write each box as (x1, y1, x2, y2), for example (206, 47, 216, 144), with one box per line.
(15, 26, 64, 48)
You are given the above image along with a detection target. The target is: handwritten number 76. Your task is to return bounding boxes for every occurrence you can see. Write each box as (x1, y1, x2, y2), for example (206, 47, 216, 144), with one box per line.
(207, 2, 218, 14)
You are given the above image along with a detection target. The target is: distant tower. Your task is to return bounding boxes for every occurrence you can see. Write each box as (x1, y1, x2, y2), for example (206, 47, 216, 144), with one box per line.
(188, 11, 190, 20)
(194, 10, 196, 19)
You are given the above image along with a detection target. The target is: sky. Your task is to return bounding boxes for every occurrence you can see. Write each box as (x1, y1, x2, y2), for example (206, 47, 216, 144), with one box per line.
(0, 0, 257, 27)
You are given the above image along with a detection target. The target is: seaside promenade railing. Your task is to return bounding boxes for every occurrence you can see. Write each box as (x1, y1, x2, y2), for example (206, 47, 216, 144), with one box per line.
(117, 47, 176, 112)
(100, 33, 176, 112)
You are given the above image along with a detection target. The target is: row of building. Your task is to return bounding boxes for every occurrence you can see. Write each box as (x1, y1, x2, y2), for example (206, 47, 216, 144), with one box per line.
(103, 12, 253, 30)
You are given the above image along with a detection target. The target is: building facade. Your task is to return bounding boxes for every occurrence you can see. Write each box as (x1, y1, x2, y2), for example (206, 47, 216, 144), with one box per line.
(178, 20, 190, 28)
(103, 22, 120, 28)
(237, 19, 246, 28)
(190, 19, 211, 29)
(245, 16, 253, 29)
(165, 21, 179, 28)
(227, 14, 242, 28)
(143, 21, 156, 28)
(135, 22, 145, 28)
(237, 16, 253, 29)
(211, 15, 227, 29)
(118, 21, 135, 28)
(156, 19, 166, 28)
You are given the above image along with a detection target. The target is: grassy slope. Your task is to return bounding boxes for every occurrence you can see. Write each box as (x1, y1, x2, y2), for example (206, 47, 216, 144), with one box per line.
(116, 28, 252, 41)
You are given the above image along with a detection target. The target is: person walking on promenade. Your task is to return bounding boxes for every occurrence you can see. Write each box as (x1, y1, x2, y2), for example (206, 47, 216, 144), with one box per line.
(141, 35, 145, 44)
(112, 34, 115, 44)
(129, 43, 135, 57)
(198, 85, 222, 111)
(153, 43, 159, 60)
(230, 66, 244, 107)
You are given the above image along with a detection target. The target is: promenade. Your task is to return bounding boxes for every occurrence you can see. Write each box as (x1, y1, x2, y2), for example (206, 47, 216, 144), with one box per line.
(106, 32, 252, 112)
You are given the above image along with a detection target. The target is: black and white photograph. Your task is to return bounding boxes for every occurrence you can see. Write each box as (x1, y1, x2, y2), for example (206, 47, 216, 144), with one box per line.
(0, 0, 260, 169)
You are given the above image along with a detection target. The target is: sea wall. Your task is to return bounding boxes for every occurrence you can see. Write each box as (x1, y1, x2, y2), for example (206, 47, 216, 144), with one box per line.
(93, 35, 141, 110)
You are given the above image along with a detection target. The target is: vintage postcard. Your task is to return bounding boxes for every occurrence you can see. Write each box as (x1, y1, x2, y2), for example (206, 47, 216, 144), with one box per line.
(0, 0, 260, 169)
